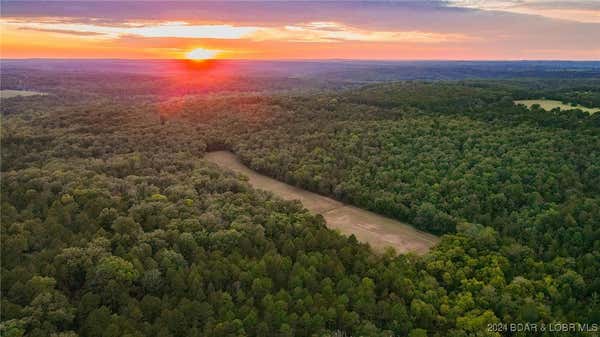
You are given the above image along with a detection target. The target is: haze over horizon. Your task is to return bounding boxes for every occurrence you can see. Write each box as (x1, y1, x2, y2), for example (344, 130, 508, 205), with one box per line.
(1, 0, 599, 60)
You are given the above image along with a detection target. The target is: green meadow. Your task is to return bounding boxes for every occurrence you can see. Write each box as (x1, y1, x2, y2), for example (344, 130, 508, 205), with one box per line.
(515, 99, 599, 113)
(0, 90, 47, 99)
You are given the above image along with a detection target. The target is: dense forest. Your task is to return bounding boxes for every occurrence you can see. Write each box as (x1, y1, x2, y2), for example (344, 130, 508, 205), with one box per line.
(1, 65, 600, 337)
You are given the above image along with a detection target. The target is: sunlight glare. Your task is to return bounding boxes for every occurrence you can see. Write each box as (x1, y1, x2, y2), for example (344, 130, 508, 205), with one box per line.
(186, 48, 220, 61)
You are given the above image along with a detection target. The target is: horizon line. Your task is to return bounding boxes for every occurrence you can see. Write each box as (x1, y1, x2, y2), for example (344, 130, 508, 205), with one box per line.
(3, 58, 600, 62)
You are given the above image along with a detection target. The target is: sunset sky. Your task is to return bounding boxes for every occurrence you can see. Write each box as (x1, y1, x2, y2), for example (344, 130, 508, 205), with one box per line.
(1, 0, 599, 60)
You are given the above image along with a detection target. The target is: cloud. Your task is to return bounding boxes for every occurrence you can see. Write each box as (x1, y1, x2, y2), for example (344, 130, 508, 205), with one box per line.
(446, 0, 600, 23)
(253, 22, 471, 43)
(3, 19, 470, 44)
(17, 27, 106, 36)
(3, 19, 258, 39)
(1, 1, 598, 59)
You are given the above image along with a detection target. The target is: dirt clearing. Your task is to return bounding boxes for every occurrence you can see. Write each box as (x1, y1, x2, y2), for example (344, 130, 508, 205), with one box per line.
(205, 151, 439, 254)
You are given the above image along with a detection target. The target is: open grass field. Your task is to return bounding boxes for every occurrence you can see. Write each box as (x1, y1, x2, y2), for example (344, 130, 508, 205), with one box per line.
(0, 90, 47, 99)
(515, 99, 599, 113)
(205, 151, 440, 254)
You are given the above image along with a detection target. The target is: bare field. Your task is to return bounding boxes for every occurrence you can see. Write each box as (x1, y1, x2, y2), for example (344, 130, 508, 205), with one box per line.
(515, 99, 599, 114)
(205, 151, 439, 254)
(0, 90, 48, 99)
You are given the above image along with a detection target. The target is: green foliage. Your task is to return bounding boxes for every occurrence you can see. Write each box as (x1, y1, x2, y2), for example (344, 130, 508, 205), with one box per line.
(2, 77, 599, 336)
(95, 256, 139, 284)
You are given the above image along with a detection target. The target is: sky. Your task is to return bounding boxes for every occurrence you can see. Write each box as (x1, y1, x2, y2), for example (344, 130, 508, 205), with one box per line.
(1, 0, 599, 60)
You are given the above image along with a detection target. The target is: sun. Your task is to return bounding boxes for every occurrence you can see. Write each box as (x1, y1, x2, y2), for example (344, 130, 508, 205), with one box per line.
(185, 48, 220, 61)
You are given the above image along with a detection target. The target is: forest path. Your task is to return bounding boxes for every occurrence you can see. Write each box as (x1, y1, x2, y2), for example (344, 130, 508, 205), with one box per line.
(205, 151, 439, 254)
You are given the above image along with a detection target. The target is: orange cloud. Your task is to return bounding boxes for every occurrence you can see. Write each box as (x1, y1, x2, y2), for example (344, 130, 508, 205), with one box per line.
(2, 19, 258, 40)
(2, 18, 470, 44)
(252, 22, 471, 43)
